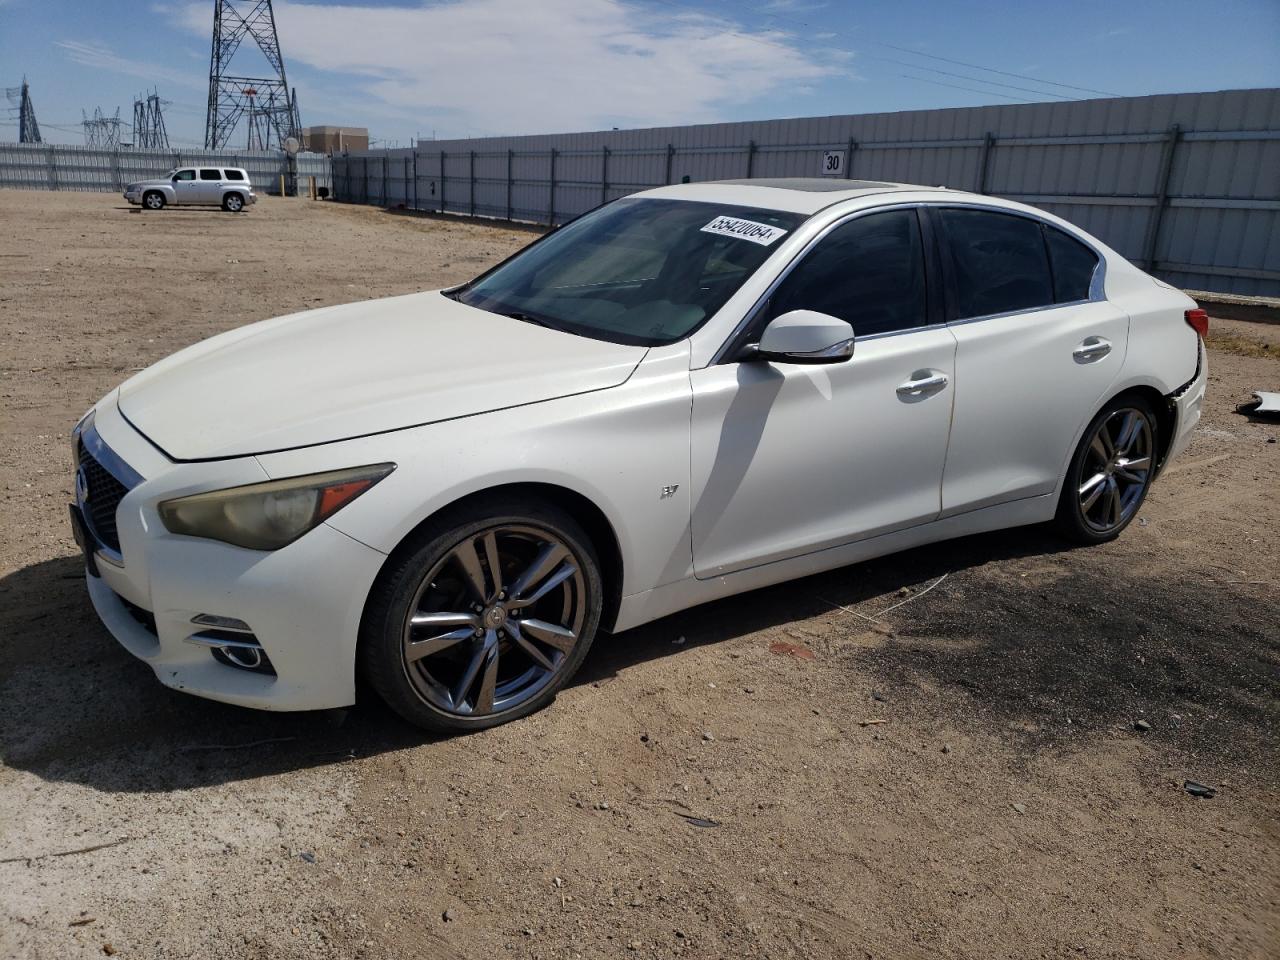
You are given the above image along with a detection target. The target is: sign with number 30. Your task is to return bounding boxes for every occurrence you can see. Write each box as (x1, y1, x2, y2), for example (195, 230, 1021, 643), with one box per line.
(821, 150, 846, 176)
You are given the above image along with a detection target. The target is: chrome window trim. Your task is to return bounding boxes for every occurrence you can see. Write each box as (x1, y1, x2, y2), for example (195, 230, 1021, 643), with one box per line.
(73, 415, 144, 566)
(710, 198, 1110, 363)
(930, 201, 1108, 324)
(711, 201, 934, 365)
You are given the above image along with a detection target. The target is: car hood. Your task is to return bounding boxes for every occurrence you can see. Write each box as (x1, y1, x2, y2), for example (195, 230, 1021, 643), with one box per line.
(117, 291, 648, 460)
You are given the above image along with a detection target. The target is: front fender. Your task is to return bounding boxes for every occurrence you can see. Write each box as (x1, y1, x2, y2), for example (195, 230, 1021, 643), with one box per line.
(254, 344, 696, 599)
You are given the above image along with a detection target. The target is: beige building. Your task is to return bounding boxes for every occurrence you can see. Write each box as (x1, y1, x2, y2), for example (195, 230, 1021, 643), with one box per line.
(303, 125, 369, 154)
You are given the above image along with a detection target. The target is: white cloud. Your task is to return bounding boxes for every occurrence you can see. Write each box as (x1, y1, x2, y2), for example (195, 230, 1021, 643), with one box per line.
(165, 0, 843, 136)
(54, 39, 205, 90)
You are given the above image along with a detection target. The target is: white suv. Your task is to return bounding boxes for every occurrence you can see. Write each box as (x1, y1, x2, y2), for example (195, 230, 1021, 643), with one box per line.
(123, 166, 257, 212)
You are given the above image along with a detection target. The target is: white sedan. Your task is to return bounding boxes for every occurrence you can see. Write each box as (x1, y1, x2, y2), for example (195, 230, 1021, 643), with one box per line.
(71, 178, 1208, 731)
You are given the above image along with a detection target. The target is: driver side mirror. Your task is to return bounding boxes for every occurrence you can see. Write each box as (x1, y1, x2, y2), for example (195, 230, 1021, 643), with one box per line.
(747, 310, 854, 365)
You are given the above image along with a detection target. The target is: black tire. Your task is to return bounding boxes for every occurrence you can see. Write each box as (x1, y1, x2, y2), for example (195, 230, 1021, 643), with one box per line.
(359, 495, 603, 733)
(142, 191, 165, 210)
(1055, 395, 1158, 544)
(222, 192, 245, 212)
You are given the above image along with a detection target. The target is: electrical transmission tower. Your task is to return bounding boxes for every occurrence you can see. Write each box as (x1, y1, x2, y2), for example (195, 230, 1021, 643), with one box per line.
(205, 0, 302, 150)
(4, 77, 42, 143)
(82, 107, 124, 148)
(132, 90, 171, 149)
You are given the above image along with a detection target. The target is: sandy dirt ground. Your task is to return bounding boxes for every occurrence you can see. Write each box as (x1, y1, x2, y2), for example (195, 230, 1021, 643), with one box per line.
(1, 190, 1277, 960)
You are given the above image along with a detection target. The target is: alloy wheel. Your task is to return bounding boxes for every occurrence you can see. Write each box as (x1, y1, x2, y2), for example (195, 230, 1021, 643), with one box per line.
(400, 524, 587, 717)
(1077, 407, 1153, 533)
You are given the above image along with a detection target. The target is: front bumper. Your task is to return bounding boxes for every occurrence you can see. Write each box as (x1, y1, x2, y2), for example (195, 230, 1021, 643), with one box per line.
(75, 396, 387, 711)
(123, 190, 140, 204)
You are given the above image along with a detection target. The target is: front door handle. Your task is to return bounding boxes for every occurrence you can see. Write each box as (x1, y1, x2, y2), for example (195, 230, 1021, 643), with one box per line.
(1073, 336, 1113, 363)
(896, 372, 949, 398)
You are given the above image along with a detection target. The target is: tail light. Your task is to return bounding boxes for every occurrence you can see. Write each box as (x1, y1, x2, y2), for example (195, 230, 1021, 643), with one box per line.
(1185, 308, 1209, 338)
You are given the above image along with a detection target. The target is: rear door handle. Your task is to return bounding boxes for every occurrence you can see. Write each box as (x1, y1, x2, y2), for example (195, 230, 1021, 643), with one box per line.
(896, 372, 949, 397)
(1073, 336, 1112, 363)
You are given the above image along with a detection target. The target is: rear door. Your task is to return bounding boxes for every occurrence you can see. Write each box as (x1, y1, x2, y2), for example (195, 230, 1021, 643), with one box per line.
(198, 168, 224, 204)
(934, 206, 1127, 514)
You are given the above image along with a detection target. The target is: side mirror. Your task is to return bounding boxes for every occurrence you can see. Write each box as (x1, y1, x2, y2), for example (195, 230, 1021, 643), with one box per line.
(749, 310, 854, 365)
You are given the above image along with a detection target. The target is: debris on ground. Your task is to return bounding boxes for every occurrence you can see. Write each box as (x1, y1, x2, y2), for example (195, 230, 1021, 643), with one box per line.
(1184, 780, 1218, 799)
(1011, 803, 1028, 815)
(1236, 391, 1280, 419)
(1134, 719, 1152, 732)
(676, 813, 721, 828)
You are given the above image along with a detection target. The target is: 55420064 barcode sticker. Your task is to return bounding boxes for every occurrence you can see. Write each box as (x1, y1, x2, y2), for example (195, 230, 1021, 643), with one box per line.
(700, 215, 788, 246)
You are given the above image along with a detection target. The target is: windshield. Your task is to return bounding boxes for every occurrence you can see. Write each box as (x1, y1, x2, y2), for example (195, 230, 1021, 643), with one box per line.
(451, 198, 806, 346)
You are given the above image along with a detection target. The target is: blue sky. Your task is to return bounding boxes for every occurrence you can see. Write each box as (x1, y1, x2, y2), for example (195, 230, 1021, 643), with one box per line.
(3, 0, 1278, 147)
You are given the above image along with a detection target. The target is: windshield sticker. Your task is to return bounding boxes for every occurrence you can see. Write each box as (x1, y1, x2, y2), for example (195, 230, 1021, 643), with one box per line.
(700, 215, 788, 247)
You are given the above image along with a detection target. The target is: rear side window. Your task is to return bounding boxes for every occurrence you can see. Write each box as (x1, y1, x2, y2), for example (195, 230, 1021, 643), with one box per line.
(1045, 226, 1099, 302)
(199, 168, 221, 181)
(940, 209, 1053, 319)
(223, 169, 245, 181)
(766, 209, 928, 338)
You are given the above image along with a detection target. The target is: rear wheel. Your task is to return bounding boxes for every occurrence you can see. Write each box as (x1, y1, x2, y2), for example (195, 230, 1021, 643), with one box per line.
(222, 192, 245, 212)
(142, 191, 165, 210)
(360, 496, 603, 732)
(1055, 397, 1157, 543)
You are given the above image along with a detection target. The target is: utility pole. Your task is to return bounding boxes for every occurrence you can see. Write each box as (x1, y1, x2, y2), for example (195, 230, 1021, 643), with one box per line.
(4, 77, 42, 143)
(205, 0, 302, 149)
(82, 107, 123, 148)
(132, 90, 170, 149)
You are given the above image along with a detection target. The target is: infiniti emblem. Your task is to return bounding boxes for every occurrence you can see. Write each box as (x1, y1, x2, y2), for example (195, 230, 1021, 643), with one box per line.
(76, 465, 90, 503)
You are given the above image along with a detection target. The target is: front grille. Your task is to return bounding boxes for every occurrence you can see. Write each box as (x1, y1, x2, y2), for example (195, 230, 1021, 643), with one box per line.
(78, 439, 128, 553)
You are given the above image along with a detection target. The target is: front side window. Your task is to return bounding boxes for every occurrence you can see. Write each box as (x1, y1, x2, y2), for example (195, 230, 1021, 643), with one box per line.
(452, 199, 805, 346)
(763, 209, 928, 338)
(940, 209, 1054, 319)
(199, 168, 222, 181)
(223, 169, 246, 181)
(1045, 226, 1100, 303)
(172, 169, 196, 182)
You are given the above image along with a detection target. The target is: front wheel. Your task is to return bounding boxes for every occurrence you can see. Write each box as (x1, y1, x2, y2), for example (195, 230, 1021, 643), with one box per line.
(142, 191, 165, 210)
(222, 192, 245, 212)
(1055, 397, 1158, 543)
(359, 497, 603, 732)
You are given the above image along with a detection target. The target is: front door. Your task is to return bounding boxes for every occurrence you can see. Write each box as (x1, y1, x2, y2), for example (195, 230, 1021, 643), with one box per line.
(170, 168, 199, 204)
(690, 208, 957, 578)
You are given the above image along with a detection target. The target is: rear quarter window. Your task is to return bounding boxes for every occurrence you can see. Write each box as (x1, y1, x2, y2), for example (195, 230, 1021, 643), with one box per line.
(223, 169, 246, 181)
(1045, 226, 1100, 302)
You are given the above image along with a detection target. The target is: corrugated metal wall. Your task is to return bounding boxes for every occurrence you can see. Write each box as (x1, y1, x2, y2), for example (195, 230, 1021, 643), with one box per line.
(334, 88, 1280, 296)
(0, 143, 333, 196)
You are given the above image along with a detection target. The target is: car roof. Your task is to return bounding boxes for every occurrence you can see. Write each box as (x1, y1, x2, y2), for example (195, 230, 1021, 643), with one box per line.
(632, 178, 946, 214)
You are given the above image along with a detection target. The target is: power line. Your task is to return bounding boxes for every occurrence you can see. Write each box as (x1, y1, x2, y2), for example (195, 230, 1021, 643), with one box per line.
(899, 75, 1036, 104)
(865, 56, 1077, 101)
(714, 0, 1122, 99)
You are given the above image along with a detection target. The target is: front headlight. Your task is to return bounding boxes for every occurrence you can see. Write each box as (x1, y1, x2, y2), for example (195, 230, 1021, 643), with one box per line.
(158, 463, 395, 551)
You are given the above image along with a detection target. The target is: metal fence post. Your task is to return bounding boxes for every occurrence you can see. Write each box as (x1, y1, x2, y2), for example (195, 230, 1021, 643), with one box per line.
(46, 145, 57, 191)
(846, 137, 857, 179)
(976, 132, 995, 194)
(440, 151, 446, 214)
(1142, 123, 1182, 272)
(746, 140, 757, 179)
(548, 148, 557, 227)
(110, 149, 122, 191)
(601, 145, 609, 204)
(665, 143, 674, 185)
(469, 150, 476, 217)
(382, 156, 388, 206)
(506, 149, 513, 221)
(412, 149, 418, 211)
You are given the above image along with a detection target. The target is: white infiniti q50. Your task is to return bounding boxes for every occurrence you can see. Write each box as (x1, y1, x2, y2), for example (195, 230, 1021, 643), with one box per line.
(70, 178, 1208, 731)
